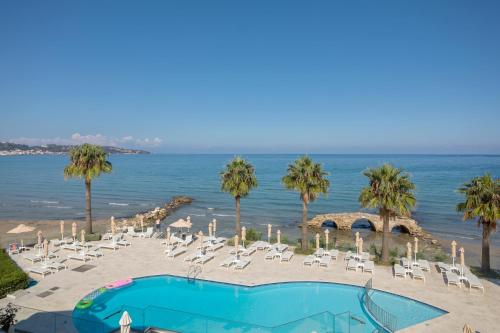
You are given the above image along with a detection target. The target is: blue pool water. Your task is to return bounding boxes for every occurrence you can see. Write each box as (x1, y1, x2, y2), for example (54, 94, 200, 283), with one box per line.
(73, 275, 446, 332)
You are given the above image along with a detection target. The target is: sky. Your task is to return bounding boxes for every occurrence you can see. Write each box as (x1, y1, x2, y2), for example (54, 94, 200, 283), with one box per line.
(0, 1, 499, 154)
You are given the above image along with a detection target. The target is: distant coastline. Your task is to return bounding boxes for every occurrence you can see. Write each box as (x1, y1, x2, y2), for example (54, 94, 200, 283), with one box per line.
(0, 142, 150, 156)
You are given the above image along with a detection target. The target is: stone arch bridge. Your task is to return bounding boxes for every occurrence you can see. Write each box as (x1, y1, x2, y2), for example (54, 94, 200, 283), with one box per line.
(308, 212, 423, 236)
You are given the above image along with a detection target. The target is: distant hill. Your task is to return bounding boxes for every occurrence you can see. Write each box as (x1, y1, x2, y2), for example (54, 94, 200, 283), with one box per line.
(0, 142, 150, 155)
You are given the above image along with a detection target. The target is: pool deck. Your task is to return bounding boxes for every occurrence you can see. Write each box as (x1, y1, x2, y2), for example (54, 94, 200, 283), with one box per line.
(2, 237, 499, 333)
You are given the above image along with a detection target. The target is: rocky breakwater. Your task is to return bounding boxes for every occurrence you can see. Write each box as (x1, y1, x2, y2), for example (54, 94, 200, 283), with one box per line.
(132, 196, 193, 226)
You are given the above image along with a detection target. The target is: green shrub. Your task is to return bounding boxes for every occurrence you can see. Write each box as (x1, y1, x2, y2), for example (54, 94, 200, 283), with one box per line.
(294, 247, 315, 255)
(0, 250, 29, 299)
(84, 232, 101, 242)
(0, 303, 19, 331)
(245, 228, 262, 241)
(337, 241, 356, 252)
(433, 250, 448, 263)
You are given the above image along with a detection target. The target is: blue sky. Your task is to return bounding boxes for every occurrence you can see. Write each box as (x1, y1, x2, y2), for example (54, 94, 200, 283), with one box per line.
(1, 1, 499, 153)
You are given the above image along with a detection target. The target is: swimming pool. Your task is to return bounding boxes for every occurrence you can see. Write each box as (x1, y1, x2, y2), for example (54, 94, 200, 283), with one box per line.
(73, 275, 446, 332)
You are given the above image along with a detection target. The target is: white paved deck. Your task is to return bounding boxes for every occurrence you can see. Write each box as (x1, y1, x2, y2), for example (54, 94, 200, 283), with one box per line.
(3, 237, 499, 333)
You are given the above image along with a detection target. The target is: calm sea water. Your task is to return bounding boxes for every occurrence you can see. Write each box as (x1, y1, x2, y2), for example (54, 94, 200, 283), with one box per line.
(0, 154, 499, 246)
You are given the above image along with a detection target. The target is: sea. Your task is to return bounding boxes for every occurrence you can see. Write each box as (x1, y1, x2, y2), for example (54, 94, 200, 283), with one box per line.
(0, 154, 499, 248)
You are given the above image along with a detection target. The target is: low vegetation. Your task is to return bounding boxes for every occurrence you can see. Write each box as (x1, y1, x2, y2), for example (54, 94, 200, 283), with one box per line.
(0, 250, 29, 299)
(0, 303, 19, 331)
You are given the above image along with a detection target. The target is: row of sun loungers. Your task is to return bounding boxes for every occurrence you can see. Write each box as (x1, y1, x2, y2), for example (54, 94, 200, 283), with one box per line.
(437, 262, 484, 293)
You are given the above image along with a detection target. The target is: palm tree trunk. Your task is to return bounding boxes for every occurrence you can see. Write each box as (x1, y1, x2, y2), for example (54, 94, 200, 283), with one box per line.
(301, 201, 309, 250)
(481, 222, 491, 273)
(235, 196, 241, 237)
(381, 210, 390, 263)
(85, 179, 92, 234)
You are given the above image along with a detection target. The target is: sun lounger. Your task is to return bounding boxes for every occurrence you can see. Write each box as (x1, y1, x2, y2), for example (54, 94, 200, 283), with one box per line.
(444, 271, 461, 288)
(116, 238, 131, 247)
(465, 274, 484, 294)
(215, 237, 227, 244)
(234, 259, 250, 270)
(319, 256, 330, 267)
(417, 259, 430, 271)
(314, 248, 325, 257)
(180, 235, 194, 247)
(411, 267, 425, 282)
(274, 244, 288, 253)
(346, 259, 358, 272)
(86, 249, 104, 258)
(360, 252, 370, 262)
(220, 256, 236, 268)
(280, 251, 293, 262)
(98, 242, 120, 251)
(303, 255, 315, 266)
(344, 251, 353, 261)
(394, 264, 406, 278)
(241, 247, 257, 256)
(126, 226, 141, 237)
(23, 253, 42, 263)
(67, 252, 91, 262)
(29, 266, 52, 278)
(44, 260, 67, 271)
(50, 239, 64, 247)
(167, 247, 186, 258)
(61, 244, 82, 251)
(401, 257, 411, 269)
(101, 233, 113, 240)
(140, 227, 154, 238)
(363, 261, 374, 274)
(328, 249, 339, 260)
(265, 249, 279, 260)
(253, 241, 270, 250)
(207, 242, 224, 252)
(184, 252, 201, 262)
(196, 253, 215, 265)
(437, 262, 452, 273)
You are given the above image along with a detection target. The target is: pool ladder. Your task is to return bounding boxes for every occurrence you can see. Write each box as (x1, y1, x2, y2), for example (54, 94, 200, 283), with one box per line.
(187, 264, 202, 283)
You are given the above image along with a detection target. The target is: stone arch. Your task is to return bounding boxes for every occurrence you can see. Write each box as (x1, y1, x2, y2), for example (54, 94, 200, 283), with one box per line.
(351, 218, 377, 231)
(321, 220, 338, 229)
(390, 223, 411, 234)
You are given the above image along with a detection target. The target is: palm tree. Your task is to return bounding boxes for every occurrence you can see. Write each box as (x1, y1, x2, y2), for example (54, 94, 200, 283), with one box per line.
(457, 173, 499, 273)
(282, 156, 330, 251)
(359, 163, 416, 264)
(64, 144, 112, 234)
(220, 157, 258, 237)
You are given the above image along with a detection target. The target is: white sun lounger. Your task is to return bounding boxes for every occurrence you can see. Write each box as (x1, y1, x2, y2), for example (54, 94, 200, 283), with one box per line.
(184, 252, 201, 262)
(23, 253, 42, 263)
(139, 227, 154, 238)
(401, 257, 412, 269)
(360, 252, 370, 262)
(61, 244, 82, 251)
(328, 249, 339, 260)
(68, 252, 91, 262)
(29, 266, 52, 278)
(444, 271, 461, 288)
(416, 259, 430, 271)
(265, 249, 279, 260)
(167, 247, 186, 258)
(253, 241, 270, 250)
(411, 267, 425, 282)
(280, 251, 293, 262)
(303, 255, 315, 266)
(465, 273, 484, 294)
(196, 253, 215, 264)
(127, 226, 141, 237)
(346, 259, 359, 272)
(215, 237, 227, 244)
(344, 251, 353, 261)
(394, 264, 406, 278)
(241, 247, 257, 256)
(274, 244, 288, 253)
(116, 238, 131, 247)
(363, 261, 374, 274)
(319, 256, 330, 267)
(45, 259, 68, 271)
(437, 262, 452, 273)
(207, 243, 224, 252)
(180, 235, 194, 247)
(234, 259, 250, 270)
(220, 256, 236, 268)
(98, 242, 120, 251)
(86, 249, 104, 258)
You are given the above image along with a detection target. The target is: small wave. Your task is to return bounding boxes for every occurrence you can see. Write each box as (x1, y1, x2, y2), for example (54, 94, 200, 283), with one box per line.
(456, 236, 475, 240)
(207, 207, 215, 210)
(46, 205, 71, 209)
(212, 214, 236, 217)
(189, 214, 206, 217)
(31, 200, 59, 204)
(108, 203, 129, 206)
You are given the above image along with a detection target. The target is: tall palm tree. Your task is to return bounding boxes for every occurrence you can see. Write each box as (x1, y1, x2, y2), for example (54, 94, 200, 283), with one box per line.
(359, 163, 416, 263)
(220, 157, 258, 237)
(457, 173, 499, 273)
(282, 156, 330, 251)
(64, 144, 112, 234)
